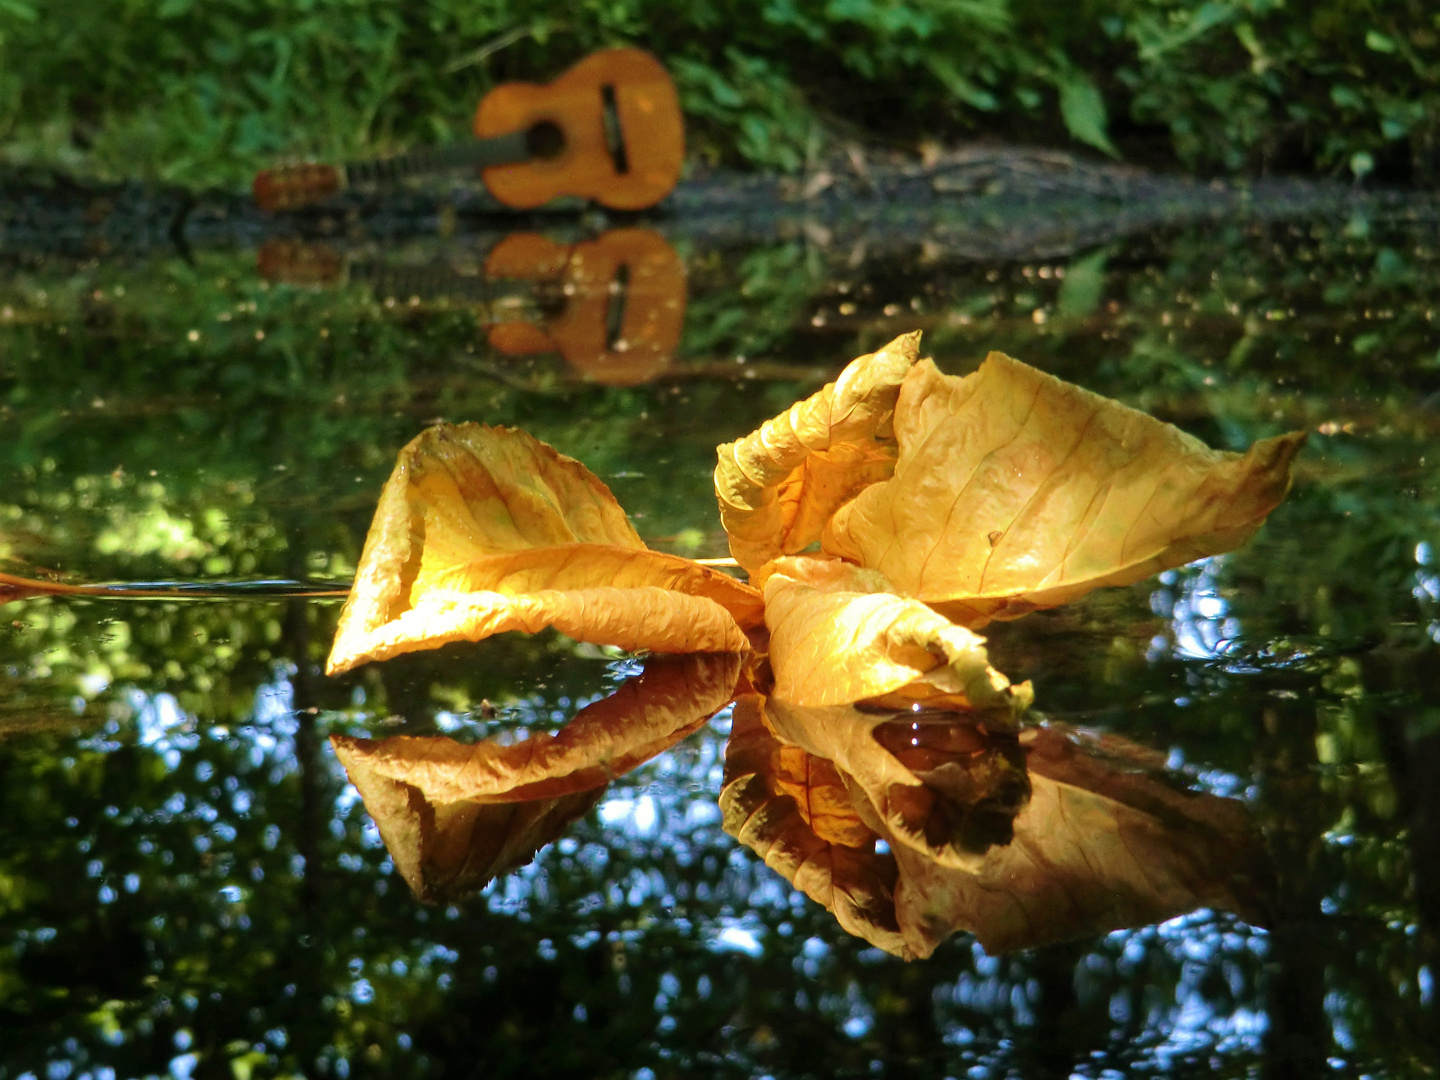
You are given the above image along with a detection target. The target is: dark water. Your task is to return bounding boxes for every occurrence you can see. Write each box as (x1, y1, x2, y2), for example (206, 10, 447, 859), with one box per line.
(1, 202, 1437, 1078)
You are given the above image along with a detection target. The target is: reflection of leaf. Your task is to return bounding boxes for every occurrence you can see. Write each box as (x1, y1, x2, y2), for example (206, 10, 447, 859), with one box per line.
(714, 333, 916, 573)
(724, 701, 1273, 959)
(333, 771, 602, 906)
(762, 693, 1030, 872)
(332, 652, 742, 902)
(719, 695, 910, 957)
(891, 725, 1273, 956)
(759, 555, 1030, 716)
(1055, 247, 1110, 319)
(328, 424, 762, 674)
(822, 351, 1305, 625)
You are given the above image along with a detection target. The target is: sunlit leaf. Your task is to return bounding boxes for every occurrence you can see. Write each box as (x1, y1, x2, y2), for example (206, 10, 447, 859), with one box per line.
(822, 349, 1305, 625)
(719, 694, 910, 957)
(328, 424, 762, 674)
(332, 652, 742, 902)
(889, 725, 1274, 956)
(759, 555, 1031, 716)
(713, 332, 918, 572)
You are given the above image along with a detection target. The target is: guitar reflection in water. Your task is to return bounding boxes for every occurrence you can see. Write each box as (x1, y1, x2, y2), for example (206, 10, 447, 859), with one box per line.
(256, 229, 686, 386)
(253, 47, 684, 212)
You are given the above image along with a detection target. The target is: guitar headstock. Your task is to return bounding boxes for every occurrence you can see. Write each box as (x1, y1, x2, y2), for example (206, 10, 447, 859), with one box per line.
(252, 163, 345, 212)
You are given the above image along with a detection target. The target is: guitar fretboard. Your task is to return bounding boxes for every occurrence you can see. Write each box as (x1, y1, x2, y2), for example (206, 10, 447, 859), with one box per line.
(343, 128, 534, 186)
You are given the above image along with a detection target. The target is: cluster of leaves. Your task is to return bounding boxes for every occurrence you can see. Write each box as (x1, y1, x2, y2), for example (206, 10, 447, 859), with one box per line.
(1100, 0, 1440, 180)
(322, 331, 1301, 957)
(3, 0, 1438, 184)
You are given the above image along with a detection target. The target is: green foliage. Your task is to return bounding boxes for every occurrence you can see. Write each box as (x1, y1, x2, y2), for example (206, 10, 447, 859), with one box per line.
(1102, 0, 1440, 178)
(0, 0, 1025, 184)
(3, 0, 1437, 182)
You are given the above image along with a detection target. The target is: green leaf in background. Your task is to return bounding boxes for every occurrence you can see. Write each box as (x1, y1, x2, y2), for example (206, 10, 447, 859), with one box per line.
(4, 0, 1440, 183)
(928, 54, 1000, 111)
(1135, 0, 1235, 61)
(1364, 30, 1396, 54)
(1056, 70, 1119, 158)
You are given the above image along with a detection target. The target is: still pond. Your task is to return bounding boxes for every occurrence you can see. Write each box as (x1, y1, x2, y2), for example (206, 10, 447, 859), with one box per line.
(0, 180, 1437, 1078)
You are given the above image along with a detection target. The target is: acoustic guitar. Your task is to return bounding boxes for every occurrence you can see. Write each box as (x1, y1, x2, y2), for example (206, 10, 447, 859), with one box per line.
(253, 47, 684, 213)
(255, 227, 686, 386)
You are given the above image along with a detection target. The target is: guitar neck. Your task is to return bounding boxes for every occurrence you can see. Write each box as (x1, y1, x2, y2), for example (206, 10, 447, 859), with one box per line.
(347, 261, 502, 306)
(341, 129, 532, 187)
(254, 127, 538, 211)
(257, 239, 538, 314)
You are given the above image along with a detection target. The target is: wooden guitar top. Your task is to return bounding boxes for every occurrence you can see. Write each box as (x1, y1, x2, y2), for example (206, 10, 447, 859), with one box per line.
(475, 47, 684, 211)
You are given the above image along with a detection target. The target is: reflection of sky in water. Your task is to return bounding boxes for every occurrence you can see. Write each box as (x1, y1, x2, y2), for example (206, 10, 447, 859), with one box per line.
(1415, 541, 1439, 642)
(937, 913, 1269, 1069)
(1148, 557, 1242, 663)
(36, 643, 1374, 1077)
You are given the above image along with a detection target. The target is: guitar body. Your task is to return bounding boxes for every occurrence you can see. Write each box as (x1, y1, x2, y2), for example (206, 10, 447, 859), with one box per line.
(475, 47, 684, 211)
(485, 229, 686, 385)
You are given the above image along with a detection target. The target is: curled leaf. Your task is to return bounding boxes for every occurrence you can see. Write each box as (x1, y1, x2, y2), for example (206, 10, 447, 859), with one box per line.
(720, 695, 909, 957)
(714, 333, 918, 572)
(328, 424, 762, 674)
(760, 555, 1030, 717)
(823, 351, 1306, 624)
(332, 651, 741, 902)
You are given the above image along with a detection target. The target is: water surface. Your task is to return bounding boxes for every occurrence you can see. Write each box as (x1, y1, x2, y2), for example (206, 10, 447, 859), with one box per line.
(1, 204, 1437, 1078)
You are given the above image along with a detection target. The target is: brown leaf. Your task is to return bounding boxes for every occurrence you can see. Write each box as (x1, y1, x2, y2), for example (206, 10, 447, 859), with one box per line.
(762, 693, 1031, 873)
(759, 555, 1031, 717)
(889, 725, 1274, 956)
(332, 769, 603, 906)
(723, 704, 1273, 959)
(720, 695, 910, 957)
(331, 651, 741, 902)
(769, 741, 876, 849)
(822, 351, 1306, 624)
(328, 424, 762, 674)
(714, 333, 918, 573)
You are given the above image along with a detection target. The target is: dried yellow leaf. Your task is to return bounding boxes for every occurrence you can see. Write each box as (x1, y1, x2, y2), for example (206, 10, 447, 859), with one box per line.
(714, 332, 918, 572)
(822, 352, 1306, 624)
(759, 555, 1030, 716)
(328, 424, 761, 674)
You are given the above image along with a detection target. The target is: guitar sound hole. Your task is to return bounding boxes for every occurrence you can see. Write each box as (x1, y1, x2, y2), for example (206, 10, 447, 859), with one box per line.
(600, 85, 630, 175)
(525, 121, 565, 160)
(605, 264, 630, 351)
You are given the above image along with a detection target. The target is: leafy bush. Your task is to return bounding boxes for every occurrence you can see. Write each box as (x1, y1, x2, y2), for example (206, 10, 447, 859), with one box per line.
(1099, 0, 1440, 179)
(0, 0, 1437, 184)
